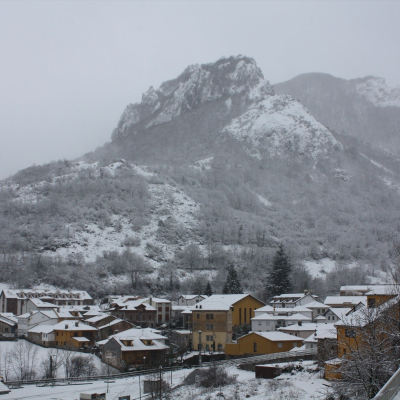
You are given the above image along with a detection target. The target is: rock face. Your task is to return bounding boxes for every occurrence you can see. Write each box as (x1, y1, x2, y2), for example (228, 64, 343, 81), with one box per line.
(107, 56, 340, 163)
(274, 73, 400, 154)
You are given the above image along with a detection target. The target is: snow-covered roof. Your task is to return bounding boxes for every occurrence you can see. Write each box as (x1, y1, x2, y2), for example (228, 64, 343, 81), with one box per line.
(174, 330, 191, 335)
(144, 297, 171, 304)
(315, 315, 326, 320)
(18, 311, 39, 319)
(254, 305, 274, 313)
(0, 316, 16, 326)
(112, 299, 156, 311)
(325, 308, 353, 319)
(179, 295, 207, 300)
(248, 331, 304, 342)
(52, 320, 97, 331)
(0, 289, 92, 300)
(278, 323, 318, 332)
(324, 296, 366, 306)
(86, 314, 111, 323)
(28, 298, 58, 308)
(291, 305, 314, 312)
(274, 293, 306, 298)
(28, 325, 55, 334)
(365, 285, 400, 296)
(72, 337, 90, 342)
(193, 294, 254, 311)
(40, 310, 59, 319)
(251, 312, 311, 322)
(59, 305, 101, 313)
(303, 324, 336, 342)
(0, 313, 18, 323)
(98, 328, 168, 351)
(335, 295, 400, 328)
(303, 301, 330, 309)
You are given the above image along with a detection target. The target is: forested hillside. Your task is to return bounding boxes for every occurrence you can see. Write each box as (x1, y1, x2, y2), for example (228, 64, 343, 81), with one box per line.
(1, 56, 400, 301)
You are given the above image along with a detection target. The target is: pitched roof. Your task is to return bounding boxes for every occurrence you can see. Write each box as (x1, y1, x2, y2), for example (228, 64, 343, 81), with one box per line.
(193, 294, 258, 311)
(28, 325, 55, 334)
(324, 296, 366, 306)
(251, 312, 311, 321)
(52, 320, 97, 331)
(0, 289, 91, 300)
(278, 323, 318, 332)
(247, 331, 304, 342)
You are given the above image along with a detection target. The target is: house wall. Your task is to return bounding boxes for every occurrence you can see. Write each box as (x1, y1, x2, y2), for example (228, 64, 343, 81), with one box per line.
(54, 329, 96, 348)
(192, 310, 232, 352)
(232, 297, 265, 326)
(251, 319, 277, 332)
(0, 320, 15, 334)
(111, 309, 156, 328)
(225, 332, 302, 356)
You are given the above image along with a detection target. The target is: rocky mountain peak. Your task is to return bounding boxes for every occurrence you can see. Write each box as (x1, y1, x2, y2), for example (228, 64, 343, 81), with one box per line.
(112, 56, 274, 141)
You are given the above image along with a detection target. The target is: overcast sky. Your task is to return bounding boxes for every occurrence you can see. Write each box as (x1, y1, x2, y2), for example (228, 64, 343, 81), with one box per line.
(0, 1, 399, 180)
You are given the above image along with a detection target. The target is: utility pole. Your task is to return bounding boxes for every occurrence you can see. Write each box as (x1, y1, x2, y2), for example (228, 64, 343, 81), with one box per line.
(159, 365, 163, 400)
(198, 330, 202, 367)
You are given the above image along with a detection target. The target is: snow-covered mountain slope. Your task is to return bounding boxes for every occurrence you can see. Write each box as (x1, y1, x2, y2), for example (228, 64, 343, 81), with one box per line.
(274, 73, 400, 155)
(222, 94, 341, 159)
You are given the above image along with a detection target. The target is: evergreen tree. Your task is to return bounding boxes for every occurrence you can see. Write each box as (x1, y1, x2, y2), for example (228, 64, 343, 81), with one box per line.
(265, 244, 293, 300)
(222, 264, 243, 294)
(204, 281, 213, 296)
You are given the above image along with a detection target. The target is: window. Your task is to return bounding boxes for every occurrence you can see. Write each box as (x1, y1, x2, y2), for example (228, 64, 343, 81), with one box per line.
(244, 308, 247, 324)
(158, 307, 162, 312)
(209, 314, 214, 319)
(278, 342, 283, 348)
(345, 329, 356, 338)
(368, 298, 376, 308)
(239, 308, 242, 325)
(206, 324, 209, 330)
(253, 342, 257, 352)
(210, 324, 213, 330)
(258, 321, 262, 326)
(166, 307, 169, 311)
(206, 335, 214, 341)
(197, 314, 200, 319)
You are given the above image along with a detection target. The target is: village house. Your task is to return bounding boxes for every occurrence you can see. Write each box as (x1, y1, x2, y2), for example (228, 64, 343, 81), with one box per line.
(269, 293, 319, 309)
(53, 320, 97, 349)
(0, 314, 17, 335)
(99, 328, 169, 369)
(85, 314, 134, 340)
(17, 310, 59, 336)
(142, 298, 172, 326)
(191, 294, 265, 352)
(27, 325, 55, 347)
(0, 289, 93, 316)
(324, 295, 367, 308)
(324, 290, 399, 381)
(22, 298, 60, 315)
(110, 298, 157, 328)
(225, 331, 303, 357)
(278, 322, 320, 339)
(251, 312, 312, 332)
(177, 295, 208, 306)
(322, 307, 353, 323)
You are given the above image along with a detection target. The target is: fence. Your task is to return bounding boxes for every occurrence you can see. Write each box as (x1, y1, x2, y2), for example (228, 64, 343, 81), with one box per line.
(373, 366, 400, 400)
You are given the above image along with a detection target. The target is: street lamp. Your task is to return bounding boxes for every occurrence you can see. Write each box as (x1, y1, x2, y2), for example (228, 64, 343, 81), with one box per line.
(198, 330, 202, 367)
(159, 365, 163, 400)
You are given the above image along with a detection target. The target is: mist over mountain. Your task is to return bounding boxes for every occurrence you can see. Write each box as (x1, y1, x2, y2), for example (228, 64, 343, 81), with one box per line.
(274, 73, 400, 154)
(1, 56, 400, 300)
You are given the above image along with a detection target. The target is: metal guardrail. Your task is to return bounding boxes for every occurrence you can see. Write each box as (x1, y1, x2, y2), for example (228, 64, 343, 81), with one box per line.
(4, 348, 317, 387)
(373, 366, 400, 400)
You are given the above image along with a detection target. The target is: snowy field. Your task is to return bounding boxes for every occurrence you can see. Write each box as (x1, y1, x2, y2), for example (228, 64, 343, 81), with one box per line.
(303, 258, 337, 279)
(0, 340, 111, 380)
(0, 361, 328, 400)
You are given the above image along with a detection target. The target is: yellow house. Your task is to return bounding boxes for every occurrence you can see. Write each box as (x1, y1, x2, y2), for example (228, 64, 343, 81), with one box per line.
(191, 294, 265, 352)
(225, 331, 303, 357)
(325, 292, 400, 380)
(53, 320, 98, 349)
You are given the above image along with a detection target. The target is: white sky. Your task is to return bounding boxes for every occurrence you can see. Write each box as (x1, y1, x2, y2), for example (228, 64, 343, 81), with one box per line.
(0, 1, 399, 179)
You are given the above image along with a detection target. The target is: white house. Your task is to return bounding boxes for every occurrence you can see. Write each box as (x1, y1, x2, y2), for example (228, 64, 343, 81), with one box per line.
(177, 295, 208, 306)
(251, 312, 312, 332)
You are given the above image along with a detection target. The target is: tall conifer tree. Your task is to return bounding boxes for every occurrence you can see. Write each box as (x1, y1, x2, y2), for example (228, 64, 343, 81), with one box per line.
(204, 281, 213, 296)
(222, 264, 243, 294)
(265, 244, 293, 300)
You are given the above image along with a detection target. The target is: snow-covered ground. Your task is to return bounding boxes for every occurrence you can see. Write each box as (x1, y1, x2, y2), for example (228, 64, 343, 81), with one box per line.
(303, 258, 337, 279)
(0, 340, 110, 380)
(1, 361, 327, 400)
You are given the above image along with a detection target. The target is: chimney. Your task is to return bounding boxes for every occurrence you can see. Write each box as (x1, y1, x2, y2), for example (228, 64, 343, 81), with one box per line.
(75, 321, 79, 327)
(65, 324, 68, 329)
